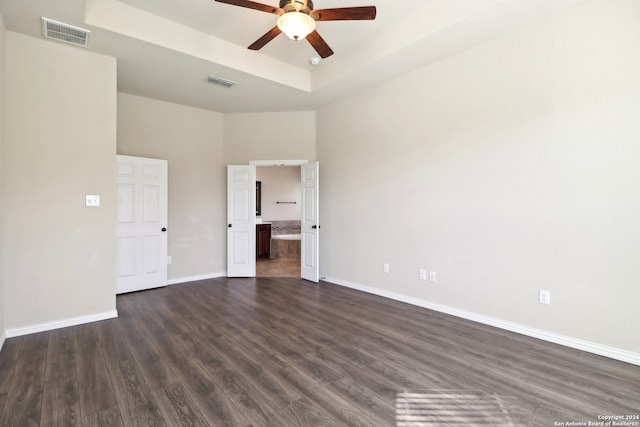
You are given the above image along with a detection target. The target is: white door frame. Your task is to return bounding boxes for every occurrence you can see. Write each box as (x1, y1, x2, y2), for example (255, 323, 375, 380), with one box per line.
(250, 160, 309, 167)
(244, 160, 319, 281)
(300, 162, 320, 282)
(116, 155, 168, 294)
(227, 165, 257, 277)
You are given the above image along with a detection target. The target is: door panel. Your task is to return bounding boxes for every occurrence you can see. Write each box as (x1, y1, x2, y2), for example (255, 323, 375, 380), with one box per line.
(118, 185, 135, 222)
(143, 185, 160, 222)
(116, 155, 168, 294)
(117, 237, 136, 277)
(227, 165, 256, 277)
(301, 162, 320, 282)
(144, 236, 161, 273)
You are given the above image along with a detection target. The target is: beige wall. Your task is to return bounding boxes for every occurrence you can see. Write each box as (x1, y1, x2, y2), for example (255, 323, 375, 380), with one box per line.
(117, 93, 226, 280)
(3, 32, 117, 330)
(1, 0, 636, 364)
(223, 112, 316, 164)
(317, 0, 640, 354)
(0, 12, 5, 345)
(118, 99, 316, 281)
(256, 166, 301, 222)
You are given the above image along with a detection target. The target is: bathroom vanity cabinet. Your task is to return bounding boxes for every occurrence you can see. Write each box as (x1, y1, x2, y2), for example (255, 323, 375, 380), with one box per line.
(256, 223, 271, 259)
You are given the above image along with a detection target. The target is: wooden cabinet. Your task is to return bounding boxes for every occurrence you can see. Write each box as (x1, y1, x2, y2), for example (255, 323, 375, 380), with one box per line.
(256, 223, 271, 259)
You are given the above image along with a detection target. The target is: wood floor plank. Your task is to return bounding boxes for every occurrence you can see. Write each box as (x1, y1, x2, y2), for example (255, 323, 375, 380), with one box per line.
(184, 361, 250, 427)
(41, 377, 81, 426)
(1, 277, 639, 426)
(45, 328, 77, 381)
(214, 365, 292, 427)
(95, 320, 134, 369)
(41, 328, 81, 426)
(75, 339, 119, 420)
(281, 397, 342, 426)
(523, 341, 640, 394)
(115, 298, 180, 392)
(0, 393, 7, 420)
(0, 338, 22, 396)
(110, 359, 168, 426)
(0, 343, 47, 426)
(128, 294, 251, 427)
(326, 377, 396, 425)
(145, 290, 309, 427)
(465, 361, 597, 419)
(167, 295, 305, 409)
(277, 360, 390, 427)
(211, 334, 303, 406)
(81, 406, 125, 427)
(152, 383, 210, 427)
(74, 322, 101, 350)
(94, 319, 168, 426)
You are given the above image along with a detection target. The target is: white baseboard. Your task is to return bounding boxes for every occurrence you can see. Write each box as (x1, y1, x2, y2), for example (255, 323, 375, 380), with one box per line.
(323, 276, 640, 367)
(4, 310, 118, 339)
(168, 272, 226, 286)
(0, 331, 5, 352)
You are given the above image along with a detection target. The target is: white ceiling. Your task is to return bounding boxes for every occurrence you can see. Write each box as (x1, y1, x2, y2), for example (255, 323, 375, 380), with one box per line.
(0, 0, 588, 113)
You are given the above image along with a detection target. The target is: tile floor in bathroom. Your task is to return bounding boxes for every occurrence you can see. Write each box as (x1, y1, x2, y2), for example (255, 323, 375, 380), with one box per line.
(256, 257, 300, 277)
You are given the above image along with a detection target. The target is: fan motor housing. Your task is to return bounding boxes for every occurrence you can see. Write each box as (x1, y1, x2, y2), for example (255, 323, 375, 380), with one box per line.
(279, 0, 314, 14)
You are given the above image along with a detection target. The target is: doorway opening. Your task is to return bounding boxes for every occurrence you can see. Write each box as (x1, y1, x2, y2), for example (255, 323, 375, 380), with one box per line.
(227, 161, 318, 281)
(255, 165, 301, 278)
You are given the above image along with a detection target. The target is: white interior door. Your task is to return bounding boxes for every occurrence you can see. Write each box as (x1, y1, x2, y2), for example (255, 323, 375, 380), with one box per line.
(301, 162, 320, 282)
(116, 155, 168, 294)
(227, 165, 256, 277)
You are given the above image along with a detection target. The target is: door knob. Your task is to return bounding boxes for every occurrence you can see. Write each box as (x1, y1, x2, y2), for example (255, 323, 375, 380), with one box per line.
(228, 224, 232, 228)
(312, 225, 317, 229)
(161, 227, 167, 232)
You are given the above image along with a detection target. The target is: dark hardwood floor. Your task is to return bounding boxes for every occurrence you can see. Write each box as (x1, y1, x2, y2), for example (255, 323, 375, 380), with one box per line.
(0, 277, 638, 426)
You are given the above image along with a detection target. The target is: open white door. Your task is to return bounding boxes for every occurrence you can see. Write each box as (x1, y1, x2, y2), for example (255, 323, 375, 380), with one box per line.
(227, 165, 256, 277)
(116, 155, 168, 294)
(301, 162, 320, 282)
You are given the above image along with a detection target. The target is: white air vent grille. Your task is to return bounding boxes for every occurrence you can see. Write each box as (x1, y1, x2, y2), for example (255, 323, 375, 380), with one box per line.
(42, 18, 91, 48)
(207, 75, 237, 88)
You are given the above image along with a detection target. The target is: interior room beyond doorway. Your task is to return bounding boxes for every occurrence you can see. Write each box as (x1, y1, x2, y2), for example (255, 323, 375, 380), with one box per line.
(255, 165, 301, 278)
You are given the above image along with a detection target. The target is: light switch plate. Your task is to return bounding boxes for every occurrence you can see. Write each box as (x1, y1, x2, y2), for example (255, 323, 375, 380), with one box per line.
(86, 195, 100, 207)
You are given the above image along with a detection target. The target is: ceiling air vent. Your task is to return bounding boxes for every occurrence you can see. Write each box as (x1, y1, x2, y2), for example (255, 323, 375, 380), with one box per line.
(42, 17, 91, 48)
(206, 75, 237, 89)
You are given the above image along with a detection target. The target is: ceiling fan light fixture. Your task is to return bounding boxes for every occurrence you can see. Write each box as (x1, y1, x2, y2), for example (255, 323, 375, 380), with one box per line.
(277, 12, 316, 41)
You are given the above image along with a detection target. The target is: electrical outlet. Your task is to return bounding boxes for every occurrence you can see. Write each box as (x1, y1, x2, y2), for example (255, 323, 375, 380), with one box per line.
(419, 269, 427, 281)
(539, 289, 551, 305)
(85, 195, 100, 207)
(383, 263, 390, 274)
(429, 271, 437, 283)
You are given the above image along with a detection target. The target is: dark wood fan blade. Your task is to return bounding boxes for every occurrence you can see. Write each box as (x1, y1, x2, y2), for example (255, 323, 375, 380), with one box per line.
(310, 6, 376, 21)
(306, 30, 334, 58)
(248, 26, 282, 50)
(215, 0, 283, 15)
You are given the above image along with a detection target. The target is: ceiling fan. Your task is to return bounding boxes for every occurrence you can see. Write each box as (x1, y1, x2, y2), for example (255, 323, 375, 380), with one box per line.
(214, 0, 376, 58)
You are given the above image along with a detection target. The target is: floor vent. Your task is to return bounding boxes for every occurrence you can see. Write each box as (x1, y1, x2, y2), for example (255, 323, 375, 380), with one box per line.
(42, 18, 91, 48)
(206, 75, 237, 88)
